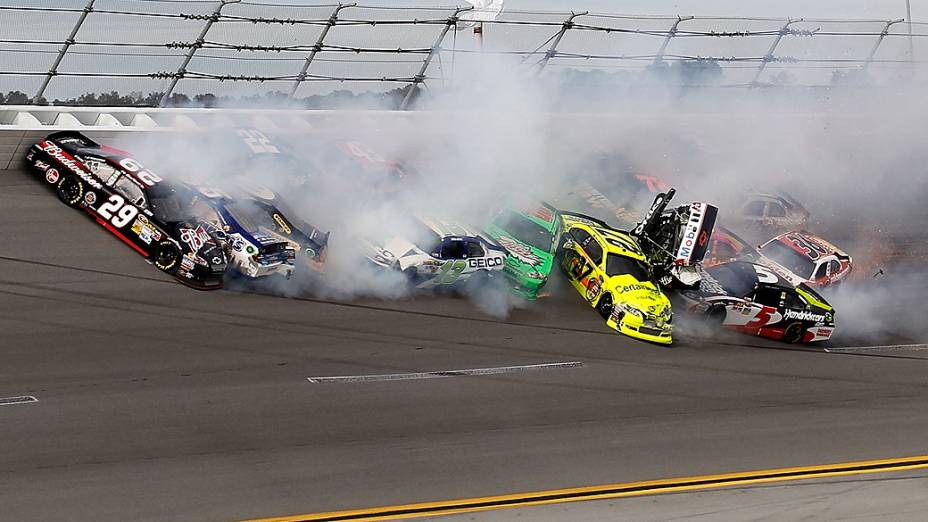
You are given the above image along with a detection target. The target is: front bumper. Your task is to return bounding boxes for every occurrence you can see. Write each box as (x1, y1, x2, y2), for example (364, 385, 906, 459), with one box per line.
(608, 309, 673, 345)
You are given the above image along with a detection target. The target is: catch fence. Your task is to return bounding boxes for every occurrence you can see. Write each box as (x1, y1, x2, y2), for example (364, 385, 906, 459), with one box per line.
(1, 0, 927, 107)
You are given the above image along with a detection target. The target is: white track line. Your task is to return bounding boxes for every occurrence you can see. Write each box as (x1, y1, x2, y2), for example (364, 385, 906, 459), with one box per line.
(0, 395, 38, 406)
(825, 344, 928, 353)
(307, 361, 584, 384)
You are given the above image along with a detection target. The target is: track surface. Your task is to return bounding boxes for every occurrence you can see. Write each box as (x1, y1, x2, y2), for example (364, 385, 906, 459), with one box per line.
(2, 169, 928, 521)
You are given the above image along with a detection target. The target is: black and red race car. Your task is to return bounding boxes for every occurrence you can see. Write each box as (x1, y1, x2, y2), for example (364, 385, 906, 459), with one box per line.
(675, 261, 836, 344)
(25, 131, 228, 289)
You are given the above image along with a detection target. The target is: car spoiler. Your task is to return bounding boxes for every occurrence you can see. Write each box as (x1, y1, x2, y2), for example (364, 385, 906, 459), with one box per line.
(46, 130, 99, 149)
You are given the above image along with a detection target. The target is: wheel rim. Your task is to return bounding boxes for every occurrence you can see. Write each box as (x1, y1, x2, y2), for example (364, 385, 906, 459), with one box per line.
(784, 323, 803, 343)
(59, 177, 82, 205)
(155, 245, 178, 270)
(598, 294, 613, 319)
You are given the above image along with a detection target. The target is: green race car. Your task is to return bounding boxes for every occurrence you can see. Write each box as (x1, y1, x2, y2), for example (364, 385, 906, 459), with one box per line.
(484, 202, 563, 299)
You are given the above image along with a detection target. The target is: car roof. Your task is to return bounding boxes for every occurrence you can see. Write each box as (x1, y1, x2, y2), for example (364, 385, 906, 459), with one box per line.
(705, 261, 792, 297)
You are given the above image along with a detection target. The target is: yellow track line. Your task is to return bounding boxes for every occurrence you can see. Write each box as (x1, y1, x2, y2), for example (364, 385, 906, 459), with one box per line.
(242, 454, 928, 522)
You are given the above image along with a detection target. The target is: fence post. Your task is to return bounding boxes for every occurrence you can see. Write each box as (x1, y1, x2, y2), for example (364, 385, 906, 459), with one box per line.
(33, 0, 95, 103)
(399, 6, 471, 110)
(159, 0, 240, 107)
(288, 3, 355, 98)
(653, 15, 693, 65)
(862, 19, 903, 71)
(751, 18, 798, 85)
(536, 11, 587, 73)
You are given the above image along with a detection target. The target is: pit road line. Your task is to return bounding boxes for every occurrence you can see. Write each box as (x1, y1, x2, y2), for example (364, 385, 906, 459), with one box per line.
(241, 455, 928, 522)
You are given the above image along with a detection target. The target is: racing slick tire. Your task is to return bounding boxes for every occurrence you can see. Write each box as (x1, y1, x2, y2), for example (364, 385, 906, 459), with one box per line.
(596, 292, 614, 320)
(152, 240, 181, 273)
(56, 175, 84, 208)
(707, 305, 727, 324)
(782, 322, 804, 344)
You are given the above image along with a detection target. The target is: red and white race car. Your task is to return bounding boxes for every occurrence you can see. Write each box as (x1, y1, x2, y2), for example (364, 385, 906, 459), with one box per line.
(756, 231, 853, 287)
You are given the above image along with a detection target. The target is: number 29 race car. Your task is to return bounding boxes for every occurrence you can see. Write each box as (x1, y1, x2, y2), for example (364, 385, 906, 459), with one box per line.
(26, 131, 228, 289)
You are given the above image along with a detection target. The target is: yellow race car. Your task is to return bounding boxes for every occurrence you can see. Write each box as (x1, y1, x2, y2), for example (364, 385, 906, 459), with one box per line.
(558, 212, 673, 344)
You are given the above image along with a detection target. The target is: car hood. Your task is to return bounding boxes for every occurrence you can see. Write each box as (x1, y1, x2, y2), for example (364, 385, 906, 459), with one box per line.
(606, 275, 670, 315)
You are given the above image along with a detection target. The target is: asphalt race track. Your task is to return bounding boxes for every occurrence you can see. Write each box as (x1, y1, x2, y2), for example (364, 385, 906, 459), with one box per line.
(2, 168, 928, 522)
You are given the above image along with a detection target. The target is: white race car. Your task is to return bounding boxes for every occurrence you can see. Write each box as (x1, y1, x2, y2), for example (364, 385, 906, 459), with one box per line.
(366, 216, 506, 288)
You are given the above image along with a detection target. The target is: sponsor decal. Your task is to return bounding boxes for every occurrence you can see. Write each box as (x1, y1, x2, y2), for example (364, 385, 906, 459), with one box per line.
(272, 213, 292, 235)
(784, 309, 826, 322)
(698, 230, 709, 247)
(245, 245, 257, 255)
(179, 225, 212, 253)
(528, 206, 554, 224)
(586, 276, 602, 301)
(180, 255, 195, 271)
(675, 202, 704, 265)
(211, 256, 223, 265)
(468, 256, 503, 269)
(497, 236, 541, 266)
(45, 168, 59, 184)
(34, 160, 49, 171)
(130, 217, 160, 244)
(305, 247, 317, 258)
(84, 191, 96, 205)
(37, 140, 103, 189)
(230, 235, 245, 252)
(620, 283, 652, 293)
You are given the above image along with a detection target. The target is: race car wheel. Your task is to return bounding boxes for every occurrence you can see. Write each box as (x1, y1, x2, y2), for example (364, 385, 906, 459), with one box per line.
(596, 293, 614, 320)
(707, 306, 726, 324)
(152, 241, 181, 273)
(57, 175, 84, 208)
(782, 322, 804, 344)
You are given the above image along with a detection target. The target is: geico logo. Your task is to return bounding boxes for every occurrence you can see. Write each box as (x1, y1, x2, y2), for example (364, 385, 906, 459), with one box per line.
(468, 257, 503, 268)
(38, 141, 103, 189)
(784, 309, 826, 322)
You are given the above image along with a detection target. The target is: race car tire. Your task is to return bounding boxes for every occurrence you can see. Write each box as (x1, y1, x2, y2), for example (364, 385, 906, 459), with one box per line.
(596, 292, 614, 320)
(57, 175, 84, 208)
(707, 305, 726, 324)
(782, 322, 804, 344)
(152, 241, 181, 273)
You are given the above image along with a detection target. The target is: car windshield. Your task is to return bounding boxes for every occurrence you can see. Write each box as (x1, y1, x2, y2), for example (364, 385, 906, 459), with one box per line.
(148, 183, 198, 223)
(605, 253, 650, 280)
(761, 240, 815, 278)
(706, 263, 756, 297)
(494, 210, 553, 252)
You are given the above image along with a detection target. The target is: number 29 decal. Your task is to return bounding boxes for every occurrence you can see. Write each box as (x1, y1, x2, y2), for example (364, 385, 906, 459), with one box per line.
(96, 194, 139, 228)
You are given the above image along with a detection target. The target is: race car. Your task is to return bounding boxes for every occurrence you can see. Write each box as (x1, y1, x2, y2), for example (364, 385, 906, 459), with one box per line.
(630, 188, 718, 288)
(756, 231, 853, 287)
(25, 131, 228, 289)
(483, 201, 563, 299)
(199, 185, 328, 280)
(558, 212, 673, 344)
(739, 190, 810, 233)
(676, 261, 836, 343)
(365, 216, 506, 289)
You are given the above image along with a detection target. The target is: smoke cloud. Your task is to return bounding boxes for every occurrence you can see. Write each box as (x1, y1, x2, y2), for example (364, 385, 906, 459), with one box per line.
(110, 46, 927, 346)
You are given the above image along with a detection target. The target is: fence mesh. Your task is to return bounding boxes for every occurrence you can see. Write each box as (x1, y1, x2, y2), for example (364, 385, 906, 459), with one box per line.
(0, 1, 925, 106)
